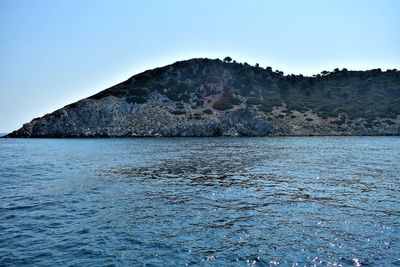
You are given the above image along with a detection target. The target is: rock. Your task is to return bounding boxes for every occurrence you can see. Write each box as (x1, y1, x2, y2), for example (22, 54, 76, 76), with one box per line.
(7, 94, 399, 137)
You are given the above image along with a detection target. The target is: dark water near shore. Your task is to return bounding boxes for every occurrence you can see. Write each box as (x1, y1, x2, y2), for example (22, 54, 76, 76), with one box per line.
(0, 137, 399, 266)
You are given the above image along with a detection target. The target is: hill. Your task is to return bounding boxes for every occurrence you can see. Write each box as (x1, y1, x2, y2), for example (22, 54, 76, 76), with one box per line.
(6, 58, 400, 137)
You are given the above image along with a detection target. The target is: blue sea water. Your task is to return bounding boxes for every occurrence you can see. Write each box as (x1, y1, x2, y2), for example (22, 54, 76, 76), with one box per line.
(0, 137, 399, 266)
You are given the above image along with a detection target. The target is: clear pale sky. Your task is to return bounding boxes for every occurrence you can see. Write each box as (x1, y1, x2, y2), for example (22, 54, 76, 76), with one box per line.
(1, 0, 399, 133)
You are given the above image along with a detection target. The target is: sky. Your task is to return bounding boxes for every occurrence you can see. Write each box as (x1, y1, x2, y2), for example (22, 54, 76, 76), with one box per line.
(1, 0, 399, 133)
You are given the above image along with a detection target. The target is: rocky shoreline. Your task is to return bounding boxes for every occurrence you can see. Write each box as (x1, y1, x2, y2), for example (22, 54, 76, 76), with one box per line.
(5, 94, 399, 138)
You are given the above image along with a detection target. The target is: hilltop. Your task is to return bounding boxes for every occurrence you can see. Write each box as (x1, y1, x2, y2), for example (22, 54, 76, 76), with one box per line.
(6, 58, 400, 137)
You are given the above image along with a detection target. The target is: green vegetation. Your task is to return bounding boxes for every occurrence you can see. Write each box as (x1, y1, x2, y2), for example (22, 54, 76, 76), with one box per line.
(175, 101, 184, 109)
(195, 99, 204, 107)
(125, 87, 150, 104)
(213, 98, 233, 110)
(213, 90, 241, 110)
(170, 110, 186, 115)
(246, 97, 263, 105)
(203, 109, 213, 115)
(193, 113, 202, 120)
(223, 56, 232, 63)
(88, 58, 400, 120)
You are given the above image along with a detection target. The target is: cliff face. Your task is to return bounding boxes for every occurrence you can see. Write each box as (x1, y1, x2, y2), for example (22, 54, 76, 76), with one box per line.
(6, 94, 275, 137)
(6, 58, 400, 137)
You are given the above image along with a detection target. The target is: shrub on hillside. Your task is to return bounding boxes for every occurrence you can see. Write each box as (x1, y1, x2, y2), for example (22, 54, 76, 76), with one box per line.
(126, 87, 150, 104)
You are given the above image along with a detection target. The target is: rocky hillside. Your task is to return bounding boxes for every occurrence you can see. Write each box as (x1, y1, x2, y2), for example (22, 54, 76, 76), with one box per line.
(6, 58, 400, 137)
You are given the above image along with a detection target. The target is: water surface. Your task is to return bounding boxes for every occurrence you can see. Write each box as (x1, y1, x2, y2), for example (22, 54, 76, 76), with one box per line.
(0, 137, 399, 266)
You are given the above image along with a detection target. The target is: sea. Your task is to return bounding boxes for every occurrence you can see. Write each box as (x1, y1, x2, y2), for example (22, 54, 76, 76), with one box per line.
(0, 137, 399, 266)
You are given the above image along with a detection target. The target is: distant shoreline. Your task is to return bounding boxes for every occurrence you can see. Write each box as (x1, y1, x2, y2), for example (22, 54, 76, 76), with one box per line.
(2, 134, 399, 139)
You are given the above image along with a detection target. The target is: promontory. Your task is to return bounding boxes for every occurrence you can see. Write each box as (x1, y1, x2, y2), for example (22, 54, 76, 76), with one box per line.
(6, 58, 400, 137)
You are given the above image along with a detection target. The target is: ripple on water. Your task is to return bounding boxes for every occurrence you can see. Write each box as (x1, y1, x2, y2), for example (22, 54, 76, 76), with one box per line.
(0, 137, 399, 266)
